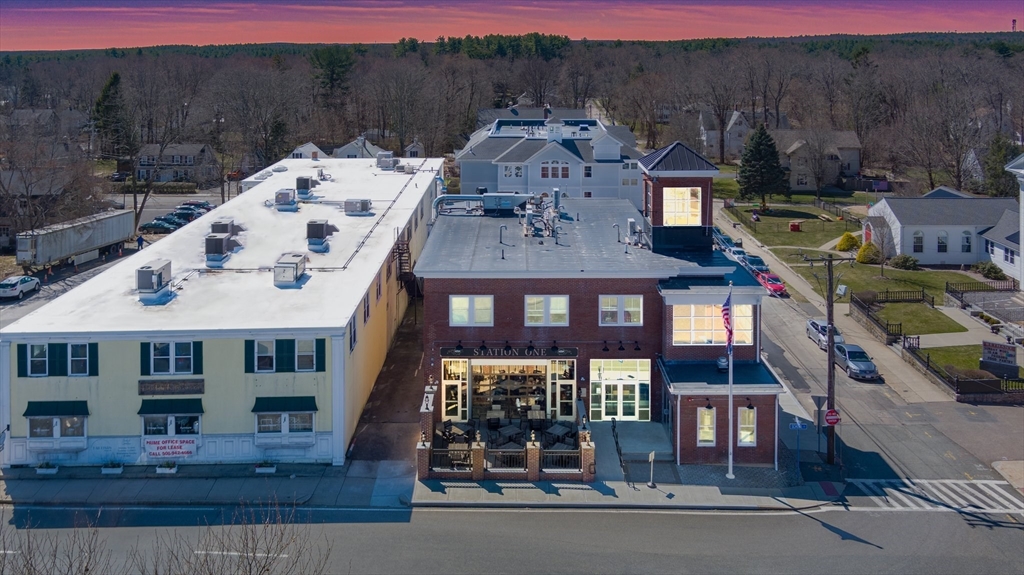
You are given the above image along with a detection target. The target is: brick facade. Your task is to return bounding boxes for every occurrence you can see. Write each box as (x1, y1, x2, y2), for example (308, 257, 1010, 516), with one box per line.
(644, 176, 714, 228)
(671, 394, 776, 465)
(423, 277, 666, 419)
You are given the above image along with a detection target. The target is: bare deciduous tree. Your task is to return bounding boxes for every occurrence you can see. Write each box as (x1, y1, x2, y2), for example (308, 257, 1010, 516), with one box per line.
(696, 56, 740, 164)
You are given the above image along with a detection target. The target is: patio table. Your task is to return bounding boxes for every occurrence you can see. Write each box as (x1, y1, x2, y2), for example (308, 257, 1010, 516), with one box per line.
(545, 424, 570, 441)
(498, 425, 522, 440)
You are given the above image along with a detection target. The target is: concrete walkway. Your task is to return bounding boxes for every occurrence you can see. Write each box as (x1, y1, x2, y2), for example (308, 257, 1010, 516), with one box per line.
(817, 230, 861, 252)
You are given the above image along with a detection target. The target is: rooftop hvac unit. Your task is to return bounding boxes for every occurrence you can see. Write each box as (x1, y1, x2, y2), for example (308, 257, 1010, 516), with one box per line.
(274, 252, 306, 287)
(296, 176, 311, 191)
(136, 259, 171, 293)
(274, 189, 298, 212)
(376, 151, 396, 170)
(210, 219, 244, 236)
(306, 219, 339, 240)
(344, 199, 372, 215)
(394, 164, 407, 173)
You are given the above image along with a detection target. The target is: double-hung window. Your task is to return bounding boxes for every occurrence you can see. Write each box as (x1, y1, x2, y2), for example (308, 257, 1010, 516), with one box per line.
(599, 295, 643, 326)
(738, 408, 756, 446)
(961, 231, 972, 253)
(449, 295, 494, 326)
(1006, 249, 1017, 264)
(524, 296, 569, 326)
(697, 408, 715, 446)
(256, 340, 275, 372)
(152, 342, 192, 375)
(937, 231, 948, 253)
(69, 343, 89, 376)
(584, 166, 592, 178)
(29, 344, 47, 376)
(913, 231, 924, 253)
(363, 292, 371, 324)
(296, 340, 316, 371)
(349, 316, 358, 352)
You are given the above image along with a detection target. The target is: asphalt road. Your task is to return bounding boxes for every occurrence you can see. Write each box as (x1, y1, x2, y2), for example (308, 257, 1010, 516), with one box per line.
(2, 506, 1021, 574)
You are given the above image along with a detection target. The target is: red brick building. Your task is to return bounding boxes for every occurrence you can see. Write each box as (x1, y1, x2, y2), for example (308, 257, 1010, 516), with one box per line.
(415, 141, 782, 468)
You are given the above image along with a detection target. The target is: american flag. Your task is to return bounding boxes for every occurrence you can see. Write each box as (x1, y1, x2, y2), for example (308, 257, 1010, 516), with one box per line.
(722, 291, 733, 355)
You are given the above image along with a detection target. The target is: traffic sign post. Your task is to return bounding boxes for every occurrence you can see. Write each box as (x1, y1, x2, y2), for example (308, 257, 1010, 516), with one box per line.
(824, 409, 841, 426)
(790, 417, 808, 471)
(647, 450, 656, 489)
(812, 395, 826, 453)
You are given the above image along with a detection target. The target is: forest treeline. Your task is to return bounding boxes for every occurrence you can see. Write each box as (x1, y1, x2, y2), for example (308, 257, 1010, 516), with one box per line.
(2, 31, 1023, 197)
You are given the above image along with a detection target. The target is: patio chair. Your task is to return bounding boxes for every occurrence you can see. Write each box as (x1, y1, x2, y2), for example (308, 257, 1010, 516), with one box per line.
(487, 418, 501, 431)
(441, 419, 455, 442)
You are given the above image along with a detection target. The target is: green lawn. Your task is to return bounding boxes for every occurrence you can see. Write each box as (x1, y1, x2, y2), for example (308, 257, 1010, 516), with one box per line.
(715, 163, 739, 174)
(769, 248, 840, 261)
(790, 263, 975, 301)
(874, 303, 968, 335)
(713, 178, 739, 199)
(920, 345, 1024, 378)
(724, 205, 862, 248)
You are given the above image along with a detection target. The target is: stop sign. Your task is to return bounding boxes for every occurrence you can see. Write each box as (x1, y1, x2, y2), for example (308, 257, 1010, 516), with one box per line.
(824, 409, 841, 426)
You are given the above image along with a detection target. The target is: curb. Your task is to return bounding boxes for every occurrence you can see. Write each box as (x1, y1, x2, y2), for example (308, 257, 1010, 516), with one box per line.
(408, 499, 840, 512)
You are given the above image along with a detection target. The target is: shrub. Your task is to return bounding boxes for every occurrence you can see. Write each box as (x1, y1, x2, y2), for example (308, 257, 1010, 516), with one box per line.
(856, 242, 882, 264)
(889, 254, 919, 270)
(972, 261, 1007, 280)
(836, 232, 861, 251)
(854, 290, 878, 306)
(945, 365, 997, 380)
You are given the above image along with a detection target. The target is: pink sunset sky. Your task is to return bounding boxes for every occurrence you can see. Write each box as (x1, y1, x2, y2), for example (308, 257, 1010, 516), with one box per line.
(0, 0, 1021, 52)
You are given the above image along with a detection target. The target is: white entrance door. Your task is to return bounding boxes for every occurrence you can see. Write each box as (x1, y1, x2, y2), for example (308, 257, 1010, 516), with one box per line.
(589, 359, 651, 422)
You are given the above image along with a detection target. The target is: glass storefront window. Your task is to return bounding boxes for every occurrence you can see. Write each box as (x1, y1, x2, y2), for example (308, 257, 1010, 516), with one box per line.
(29, 417, 54, 438)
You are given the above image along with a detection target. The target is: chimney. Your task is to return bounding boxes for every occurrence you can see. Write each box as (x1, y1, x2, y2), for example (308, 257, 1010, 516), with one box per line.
(136, 259, 172, 304)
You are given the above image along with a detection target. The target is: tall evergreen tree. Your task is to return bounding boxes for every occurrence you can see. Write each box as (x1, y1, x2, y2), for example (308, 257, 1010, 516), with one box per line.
(91, 72, 128, 157)
(738, 124, 788, 207)
(983, 132, 1022, 197)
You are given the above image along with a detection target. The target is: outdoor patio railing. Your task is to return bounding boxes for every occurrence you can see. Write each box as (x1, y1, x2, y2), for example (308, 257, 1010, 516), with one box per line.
(541, 450, 581, 470)
(431, 449, 473, 471)
(486, 449, 526, 470)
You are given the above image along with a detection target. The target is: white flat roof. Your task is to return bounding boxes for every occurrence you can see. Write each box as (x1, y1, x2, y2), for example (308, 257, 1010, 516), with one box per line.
(2, 157, 444, 338)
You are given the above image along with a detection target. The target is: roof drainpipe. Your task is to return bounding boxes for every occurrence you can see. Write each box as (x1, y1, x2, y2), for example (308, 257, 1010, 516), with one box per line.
(499, 224, 507, 246)
(612, 223, 620, 243)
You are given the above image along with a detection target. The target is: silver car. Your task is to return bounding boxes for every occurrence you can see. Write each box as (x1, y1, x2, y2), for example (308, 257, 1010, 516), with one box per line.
(806, 318, 845, 350)
(833, 343, 879, 380)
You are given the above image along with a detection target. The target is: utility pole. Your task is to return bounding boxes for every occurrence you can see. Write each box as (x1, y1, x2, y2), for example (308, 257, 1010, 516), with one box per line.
(805, 252, 857, 466)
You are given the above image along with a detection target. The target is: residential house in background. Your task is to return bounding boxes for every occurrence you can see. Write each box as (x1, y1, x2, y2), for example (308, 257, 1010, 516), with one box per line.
(0, 156, 445, 468)
(1004, 153, 1024, 286)
(979, 207, 1021, 281)
(769, 129, 861, 192)
(476, 107, 589, 130)
(136, 143, 218, 186)
(0, 170, 73, 248)
(864, 190, 1019, 269)
(404, 137, 424, 158)
(698, 110, 790, 161)
(922, 186, 974, 199)
(289, 142, 326, 160)
(456, 113, 645, 210)
(333, 136, 385, 159)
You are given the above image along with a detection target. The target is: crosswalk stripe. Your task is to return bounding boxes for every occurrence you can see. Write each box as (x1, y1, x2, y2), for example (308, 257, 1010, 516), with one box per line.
(848, 479, 1024, 514)
(975, 482, 1024, 510)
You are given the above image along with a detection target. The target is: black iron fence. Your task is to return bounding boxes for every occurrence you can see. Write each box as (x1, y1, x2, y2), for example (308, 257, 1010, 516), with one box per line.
(850, 294, 903, 340)
(486, 448, 526, 470)
(873, 288, 935, 307)
(905, 346, 1024, 395)
(431, 448, 473, 471)
(541, 450, 582, 470)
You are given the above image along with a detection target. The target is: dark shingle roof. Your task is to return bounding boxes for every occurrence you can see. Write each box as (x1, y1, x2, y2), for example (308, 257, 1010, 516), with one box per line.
(640, 141, 717, 173)
(881, 197, 1019, 226)
(922, 186, 973, 198)
(605, 125, 638, 148)
(492, 139, 548, 163)
(980, 208, 1020, 250)
(138, 143, 209, 157)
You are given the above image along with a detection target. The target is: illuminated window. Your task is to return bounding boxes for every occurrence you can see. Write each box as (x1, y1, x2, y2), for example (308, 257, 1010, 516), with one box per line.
(450, 295, 494, 326)
(599, 295, 642, 326)
(672, 304, 753, 345)
(663, 187, 702, 226)
(525, 295, 569, 326)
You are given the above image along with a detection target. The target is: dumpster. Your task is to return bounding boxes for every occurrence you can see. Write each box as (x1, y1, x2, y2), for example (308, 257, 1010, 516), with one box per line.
(789, 220, 804, 232)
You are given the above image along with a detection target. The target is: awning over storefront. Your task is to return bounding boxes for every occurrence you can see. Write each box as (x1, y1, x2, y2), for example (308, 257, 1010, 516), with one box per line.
(138, 398, 204, 415)
(251, 396, 318, 413)
(23, 401, 89, 417)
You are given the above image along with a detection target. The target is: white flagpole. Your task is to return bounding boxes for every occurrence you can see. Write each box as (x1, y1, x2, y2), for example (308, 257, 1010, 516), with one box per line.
(726, 282, 735, 480)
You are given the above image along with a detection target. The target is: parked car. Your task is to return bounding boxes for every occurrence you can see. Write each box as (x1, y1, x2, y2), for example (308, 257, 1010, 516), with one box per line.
(174, 205, 209, 214)
(744, 255, 770, 274)
(0, 275, 41, 300)
(181, 200, 214, 210)
(139, 221, 177, 234)
(806, 318, 845, 350)
(154, 215, 188, 228)
(226, 169, 247, 181)
(169, 210, 200, 222)
(724, 247, 747, 262)
(834, 343, 879, 380)
(108, 172, 128, 182)
(756, 272, 788, 297)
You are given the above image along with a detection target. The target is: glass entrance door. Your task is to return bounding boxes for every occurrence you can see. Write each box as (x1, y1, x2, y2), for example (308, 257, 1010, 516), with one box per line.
(549, 359, 576, 421)
(589, 359, 651, 422)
